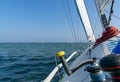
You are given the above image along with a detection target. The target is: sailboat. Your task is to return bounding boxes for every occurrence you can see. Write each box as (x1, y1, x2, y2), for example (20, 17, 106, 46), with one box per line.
(43, 0, 120, 82)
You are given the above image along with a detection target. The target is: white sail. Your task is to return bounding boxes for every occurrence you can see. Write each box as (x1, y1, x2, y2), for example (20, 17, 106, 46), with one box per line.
(95, 0, 112, 12)
(75, 0, 95, 42)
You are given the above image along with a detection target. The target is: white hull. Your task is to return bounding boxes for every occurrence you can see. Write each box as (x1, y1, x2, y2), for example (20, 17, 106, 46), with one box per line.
(61, 43, 108, 82)
(61, 36, 120, 82)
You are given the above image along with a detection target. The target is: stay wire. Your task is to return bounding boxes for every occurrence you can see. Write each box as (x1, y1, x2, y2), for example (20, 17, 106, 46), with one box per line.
(66, 0, 78, 42)
(108, 0, 114, 25)
(92, 16, 99, 41)
(92, 15, 107, 56)
(60, 0, 75, 42)
(61, 0, 82, 51)
(105, 10, 120, 21)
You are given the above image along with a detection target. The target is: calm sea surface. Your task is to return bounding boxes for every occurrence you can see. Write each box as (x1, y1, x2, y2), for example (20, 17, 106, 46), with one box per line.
(0, 43, 88, 82)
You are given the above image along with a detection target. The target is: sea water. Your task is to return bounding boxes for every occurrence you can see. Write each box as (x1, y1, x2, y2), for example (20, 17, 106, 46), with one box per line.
(0, 43, 88, 82)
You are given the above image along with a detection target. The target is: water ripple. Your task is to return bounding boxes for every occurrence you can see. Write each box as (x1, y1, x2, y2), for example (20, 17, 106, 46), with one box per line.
(0, 43, 88, 82)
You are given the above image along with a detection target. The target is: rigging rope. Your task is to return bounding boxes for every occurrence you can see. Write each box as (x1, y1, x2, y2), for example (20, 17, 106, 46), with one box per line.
(105, 10, 120, 21)
(53, 1, 81, 80)
(108, 0, 114, 25)
(66, 0, 78, 42)
(61, 0, 74, 41)
(61, 0, 81, 50)
(92, 16, 99, 40)
(61, 0, 77, 41)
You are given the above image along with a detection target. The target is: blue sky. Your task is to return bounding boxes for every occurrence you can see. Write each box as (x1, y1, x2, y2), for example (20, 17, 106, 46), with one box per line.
(0, 0, 120, 42)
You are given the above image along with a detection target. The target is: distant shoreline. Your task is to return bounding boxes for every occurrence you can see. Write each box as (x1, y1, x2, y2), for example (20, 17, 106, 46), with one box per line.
(0, 42, 87, 44)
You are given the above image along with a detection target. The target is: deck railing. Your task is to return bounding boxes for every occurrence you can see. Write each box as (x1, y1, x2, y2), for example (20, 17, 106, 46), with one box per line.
(43, 50, 79, 82)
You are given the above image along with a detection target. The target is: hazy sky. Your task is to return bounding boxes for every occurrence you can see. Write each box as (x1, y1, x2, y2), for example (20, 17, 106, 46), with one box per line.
(0, 0, 120, 42)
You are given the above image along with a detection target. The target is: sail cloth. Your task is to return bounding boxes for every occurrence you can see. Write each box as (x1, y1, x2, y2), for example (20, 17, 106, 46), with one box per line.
(75, 0, 95, 42)
(95, 0, 112, 12)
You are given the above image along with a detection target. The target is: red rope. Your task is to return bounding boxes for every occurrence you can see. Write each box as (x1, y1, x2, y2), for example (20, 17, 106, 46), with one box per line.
(112, 76, 120, 79)
(102, 66, 120, 70)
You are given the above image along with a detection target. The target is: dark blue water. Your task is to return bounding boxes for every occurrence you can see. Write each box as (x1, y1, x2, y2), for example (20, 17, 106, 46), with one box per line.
(0, 43, 88, 82)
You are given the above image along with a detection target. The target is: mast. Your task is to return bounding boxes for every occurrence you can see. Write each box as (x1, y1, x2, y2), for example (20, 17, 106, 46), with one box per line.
(74, 0, 95, 42)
